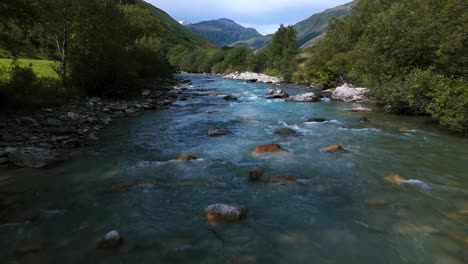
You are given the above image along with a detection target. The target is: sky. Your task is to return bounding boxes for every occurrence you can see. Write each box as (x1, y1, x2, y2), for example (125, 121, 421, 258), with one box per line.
(149, 0, 351, 35)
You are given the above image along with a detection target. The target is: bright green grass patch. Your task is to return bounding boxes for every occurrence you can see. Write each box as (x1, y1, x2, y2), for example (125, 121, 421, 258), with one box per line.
(0, 58, 58, 78)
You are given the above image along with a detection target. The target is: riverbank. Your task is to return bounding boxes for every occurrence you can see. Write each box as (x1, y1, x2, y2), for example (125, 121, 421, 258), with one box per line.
(0, 79, 191, 168)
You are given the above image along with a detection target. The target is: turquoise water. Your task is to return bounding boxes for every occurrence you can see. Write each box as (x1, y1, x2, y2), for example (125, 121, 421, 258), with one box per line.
(1, 74, 467, 263)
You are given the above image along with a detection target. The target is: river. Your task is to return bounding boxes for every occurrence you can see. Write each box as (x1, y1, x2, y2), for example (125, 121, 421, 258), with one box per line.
(1, 74, 467, 263)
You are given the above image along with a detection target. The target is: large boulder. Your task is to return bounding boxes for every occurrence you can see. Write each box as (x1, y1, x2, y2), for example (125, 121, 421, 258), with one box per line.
(332, 83, 369, 102)
(252, 144, 287, 154)
(266, 89, 289, 99)
(286, 93, 320, 102)
(202, 204, 246, 223)
(9, 148, 63, 168)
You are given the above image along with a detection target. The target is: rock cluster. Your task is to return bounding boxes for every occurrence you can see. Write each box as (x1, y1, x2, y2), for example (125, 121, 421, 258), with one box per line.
(0, 82, 182, 168)
(332, 83, 369, 102)
(223, 72, 282, 84)
(266, 89, 289, 99)
(286, 92, 320, 102)
(202, 203, 246, 223)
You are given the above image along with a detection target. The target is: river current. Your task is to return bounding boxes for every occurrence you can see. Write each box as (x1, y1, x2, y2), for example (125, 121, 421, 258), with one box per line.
(1, 74, 467, 263)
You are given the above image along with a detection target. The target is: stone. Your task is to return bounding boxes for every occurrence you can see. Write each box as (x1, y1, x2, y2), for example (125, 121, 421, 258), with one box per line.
(61, 139, 80, 148)
(176, 154, 198, 161)
(202, 204, 245, 223)
(223, 95, 238, 101)
(252, 144, 287, 154)
(21, 117, 39, 126)
(286, 92, 320, 102)
(269, 176, 299, 184)
(89, 97, 101, 103)
(384, 174, 406, 184)
(359, 117, 369, 122)
(207, 129, 228, 137)
(332, 83, 369, 102)
(266, 89, 289, 99)
(399, 127, 412, 133)
(96, 230, 123, 249)
(224, 72, 282, 84)
(307, 118, 327, 123)
(0, 157, 9, 164)
(320, 145, 345, 152)
(274, 127, 296, 135)
(88, 133, 99, 141)
(142, 90, 151, 96)
(352, 107, 372, 112)
(248, 170, 264, 181)
(9, 148, 63, 168)
(46, 118, 63, 127)
(67, 112, 81, 120)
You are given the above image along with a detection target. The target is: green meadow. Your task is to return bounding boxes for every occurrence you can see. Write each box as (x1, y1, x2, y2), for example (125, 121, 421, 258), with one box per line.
(0, 58, 58, 78)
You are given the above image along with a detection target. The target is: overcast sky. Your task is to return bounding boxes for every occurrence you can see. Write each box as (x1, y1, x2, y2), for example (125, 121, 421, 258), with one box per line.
(148, 0, 351, 35)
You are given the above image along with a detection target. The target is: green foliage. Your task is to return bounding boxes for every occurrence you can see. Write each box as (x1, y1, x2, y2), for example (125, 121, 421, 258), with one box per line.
(305, 0, 467, 132)
(0, 61, 70, 110)
(0, 58, 57, 78)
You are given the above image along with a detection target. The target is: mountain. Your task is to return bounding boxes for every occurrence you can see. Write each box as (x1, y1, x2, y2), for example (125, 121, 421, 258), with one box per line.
(233, 1, 354, 50)
(185, 18, 262, 46)
(135, 0, 213, 48)
(295, 2, 354, 48)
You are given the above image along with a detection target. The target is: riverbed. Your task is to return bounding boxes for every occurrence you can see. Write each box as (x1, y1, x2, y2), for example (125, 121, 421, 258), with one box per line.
(1, 74, 467, 263)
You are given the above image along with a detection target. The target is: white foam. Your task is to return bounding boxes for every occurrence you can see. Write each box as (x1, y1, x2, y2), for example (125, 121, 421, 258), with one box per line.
(338, 127, 381, 132)
(402, 179, 430, 189)
(304, 120, 341, 125)
(136, 158, 205, 168)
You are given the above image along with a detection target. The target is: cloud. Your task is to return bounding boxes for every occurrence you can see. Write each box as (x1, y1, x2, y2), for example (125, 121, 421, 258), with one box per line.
(149, 0, 351, 34)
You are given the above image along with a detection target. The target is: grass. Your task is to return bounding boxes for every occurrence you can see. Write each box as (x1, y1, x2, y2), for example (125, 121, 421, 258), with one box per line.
(0, 58, 58, 78)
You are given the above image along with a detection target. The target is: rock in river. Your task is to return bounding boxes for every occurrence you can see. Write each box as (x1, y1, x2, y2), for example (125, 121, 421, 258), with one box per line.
(332, 83, 369, 102)
(320, 145, 345, 152)
(253, 144, 287, 154)
(274, 127, 296, 135)
(266, 89, 289, 99)
(9, 148, 63, 168)
(176, 154, 198, 161)
(286, 92, 320, 102)
(248, 170, 265, 181)
(96, 230, 123, 249)
(223, 95, 238, 101)
(202, 204, 246, 223)
(384, 174, 406, 184)
(207, 129, 228, 137)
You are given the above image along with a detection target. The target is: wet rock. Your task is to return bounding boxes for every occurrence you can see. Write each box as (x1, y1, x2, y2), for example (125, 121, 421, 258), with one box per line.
(384, 174, 406, 184)
(142, 90, 151, 96)
(46, 118, 63, 127)
(269, 176, 298, 184)
(395, 222, 439, 235)
(103, 182, 133, 193)
(274, 127, 296, 135)
(332, 83, 369, 102)
(9, 148, 63, 168)
(0, 157, 9, 164)
(320, 145, 345, 152)
(226, 256, 258, 264)
(248, 170, 264, 181)
(307, 118, 327, 122)
(207, 129, 228, 137)
(176, 154, 198, 161)
(67, 112, 81, 120)
(399, 127, 412, 133)
(252, 144, 287, 154)
(266, 89, 289, 99)
(21, 117, 39, 126)
(61, 138, 80, 148)
(202, 204, 246, 223)
(89, 97, 101, 103)
(352, 107, 372, 112)
(132, 180, 158, 189)
(286, 92, 320, 102)
(223, 95, 238, 101)
(96, 230, 123, 249)
(359, 117, 369, 122)
(365, 199, 391, 207)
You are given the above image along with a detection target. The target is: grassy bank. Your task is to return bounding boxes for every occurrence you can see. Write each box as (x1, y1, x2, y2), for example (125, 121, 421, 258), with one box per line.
(0, 58, 58, 79)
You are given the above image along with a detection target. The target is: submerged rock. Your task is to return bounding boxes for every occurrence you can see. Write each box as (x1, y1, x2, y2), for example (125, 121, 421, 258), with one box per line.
(202, 204, 246, 223)
(274, 127, 296, 135)
(266, 89, 289, 99)
(399, 127, 412, 133)
(9, 148, 63, 168)
(104, 182, 133, 193)
(332, 83, 369, 102)
(176, 154, 198, 161)
(252, 144, 287, 154)
(96, 230, 123, 249)
(207, 129, 228, 137)
(307, 118, 327, 123)
(248, 170, 264, 181)
(320, 145, 345, 152)
(384, 174, 406, 184)
(286, 92, 320, 102)
(223, 95, 238, 101)
(269, 176, 299, 184)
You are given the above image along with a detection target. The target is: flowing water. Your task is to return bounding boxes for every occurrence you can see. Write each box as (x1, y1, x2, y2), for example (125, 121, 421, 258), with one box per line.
(1, 74, 467, 264)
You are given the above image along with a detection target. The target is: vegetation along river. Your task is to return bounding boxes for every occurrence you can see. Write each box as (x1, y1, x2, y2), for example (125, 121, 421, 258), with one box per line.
(1, 74, 467, 264)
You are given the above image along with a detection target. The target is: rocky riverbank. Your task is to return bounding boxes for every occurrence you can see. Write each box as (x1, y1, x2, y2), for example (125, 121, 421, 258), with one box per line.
(0, 79, 190, 168)
(223, 72, 282, 84)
